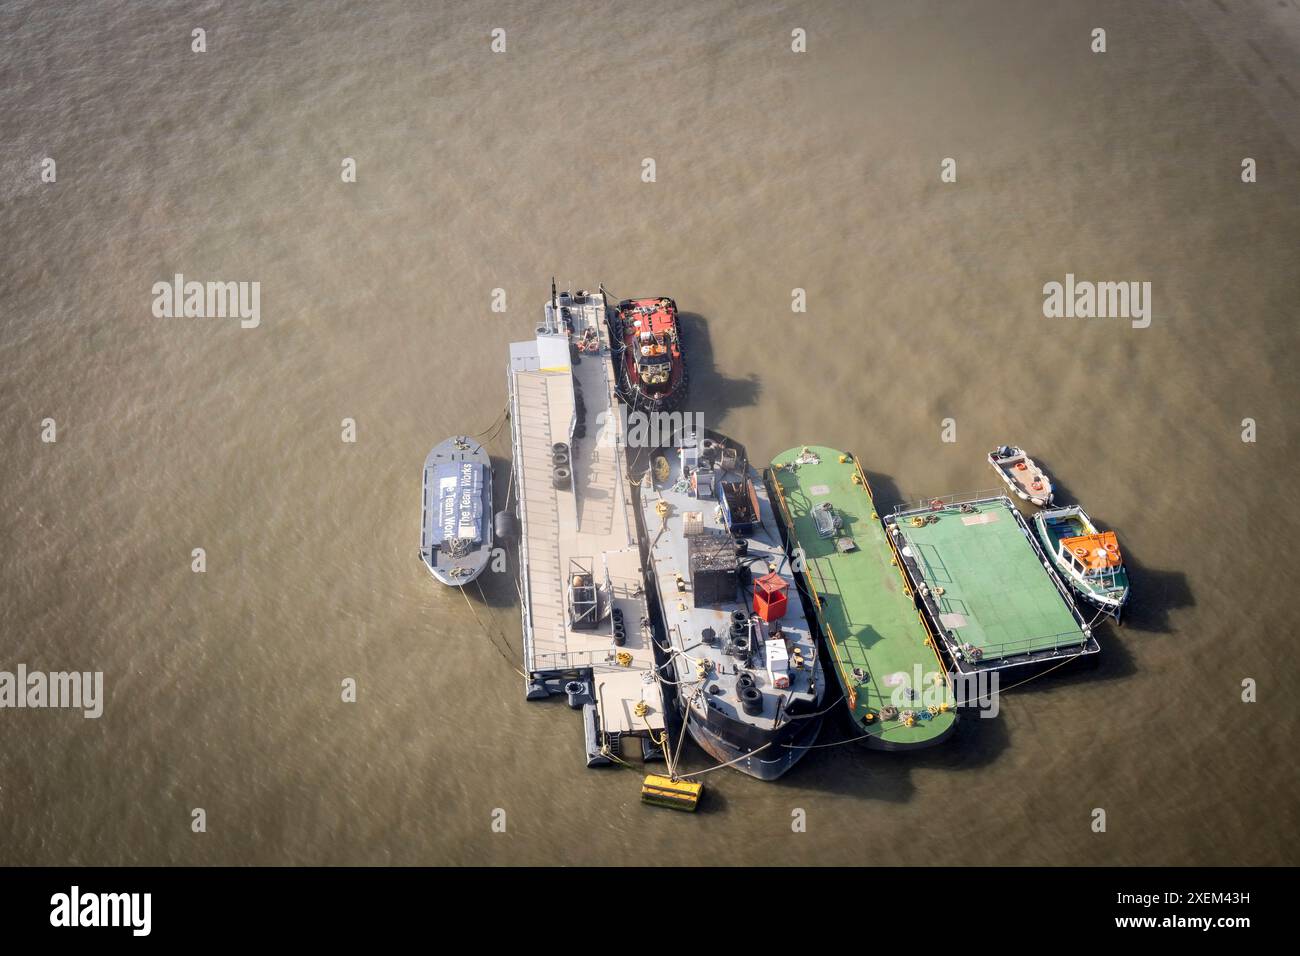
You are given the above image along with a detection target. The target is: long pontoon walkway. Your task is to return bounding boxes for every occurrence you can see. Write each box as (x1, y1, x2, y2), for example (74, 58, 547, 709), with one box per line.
(507, 288, 665, 754)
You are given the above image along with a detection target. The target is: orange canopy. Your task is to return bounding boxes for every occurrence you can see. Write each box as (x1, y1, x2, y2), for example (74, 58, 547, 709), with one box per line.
(1061, 531, 1122, 570)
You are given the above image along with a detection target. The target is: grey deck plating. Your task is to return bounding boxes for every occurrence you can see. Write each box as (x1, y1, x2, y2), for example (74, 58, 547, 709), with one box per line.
(639, 431, 825, 778)
(507, 289, 665, 738)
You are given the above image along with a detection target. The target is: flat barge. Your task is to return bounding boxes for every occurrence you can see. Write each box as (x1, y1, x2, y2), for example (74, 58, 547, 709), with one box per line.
(640, 429, 826, 780)
(506, 285, 667, 766)
(883, 493, 1099, 676)
(768, 446, 956, 749)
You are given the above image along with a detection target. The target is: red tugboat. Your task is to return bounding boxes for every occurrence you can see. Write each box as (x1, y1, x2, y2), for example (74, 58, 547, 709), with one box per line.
(610, 296, 687, 411)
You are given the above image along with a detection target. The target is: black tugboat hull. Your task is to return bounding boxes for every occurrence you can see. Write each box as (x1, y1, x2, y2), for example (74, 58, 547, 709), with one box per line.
(617, 374, 688, 413)
(684, 706, 823, 781)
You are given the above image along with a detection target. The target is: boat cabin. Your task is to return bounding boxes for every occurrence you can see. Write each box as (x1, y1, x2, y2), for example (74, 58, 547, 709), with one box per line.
(624, 299, 679, 386)
(1056, 531, 1123, 582)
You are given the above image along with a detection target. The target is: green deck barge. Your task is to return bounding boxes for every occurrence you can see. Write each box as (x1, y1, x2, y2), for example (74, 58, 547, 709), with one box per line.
(883, 495, 1098, 675)
(768, 447, 956, 750)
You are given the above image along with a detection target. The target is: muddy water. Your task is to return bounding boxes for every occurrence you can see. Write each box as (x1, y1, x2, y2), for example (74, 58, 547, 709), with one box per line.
(1, 0, 1297, 865)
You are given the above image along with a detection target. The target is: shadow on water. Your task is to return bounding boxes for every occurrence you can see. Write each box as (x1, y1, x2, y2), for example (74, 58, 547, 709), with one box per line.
(700, 705, 1015, 805)
(996, 635, 1133, 692)
(696, 787, 729, 815)
(1032, 466, 1087, 517)
(859, 469, 908, 513)
(471, 454, 522, 612)
(1120, 550, 1193, 635)
(677, 312, 760, 424)
(622, 312, 760, 481)
(1028, 461, 1194, 636)
(998, 545, 1189, 694)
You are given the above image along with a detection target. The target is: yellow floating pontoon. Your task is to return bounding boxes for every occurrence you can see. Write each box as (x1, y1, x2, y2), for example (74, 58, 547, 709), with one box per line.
(641, 774, 702, 812)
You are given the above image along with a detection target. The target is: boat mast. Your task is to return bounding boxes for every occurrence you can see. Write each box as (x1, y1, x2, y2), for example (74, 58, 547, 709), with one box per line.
(545, 276, 559, 334)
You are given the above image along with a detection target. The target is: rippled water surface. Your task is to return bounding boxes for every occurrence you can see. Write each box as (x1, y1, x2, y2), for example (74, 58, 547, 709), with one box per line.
(1, 0, 1298, 865)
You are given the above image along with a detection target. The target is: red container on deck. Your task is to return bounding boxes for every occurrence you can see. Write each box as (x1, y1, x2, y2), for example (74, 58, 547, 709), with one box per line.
(753, 572, 789, 623)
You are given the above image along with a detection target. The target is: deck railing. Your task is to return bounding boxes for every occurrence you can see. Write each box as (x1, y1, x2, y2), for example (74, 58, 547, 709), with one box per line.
(892, 488, 1006, 515)
(530, 647, 654, 674)
(506, 371, 535, 671)
(886, 494, 1097, 666)
(945, 629, 1092, 664)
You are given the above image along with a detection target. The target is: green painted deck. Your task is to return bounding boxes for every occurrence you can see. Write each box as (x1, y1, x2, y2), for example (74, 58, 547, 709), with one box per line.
(891, 499, 1086, 661)
(769, 447, 955, 750)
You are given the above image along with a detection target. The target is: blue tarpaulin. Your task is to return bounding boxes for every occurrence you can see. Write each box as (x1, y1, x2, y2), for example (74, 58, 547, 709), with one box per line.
(431, 461, 485, 545)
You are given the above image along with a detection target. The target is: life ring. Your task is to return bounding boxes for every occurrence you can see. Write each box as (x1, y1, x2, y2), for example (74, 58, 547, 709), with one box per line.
(1105, 543, 1119, 555)
(1073, 546, 1088, 558)
(1031, 479, 1043, 490)
(929, 498, 944, 512)
(970, 646, 983, 661)
(1015, 461, 1028, 471)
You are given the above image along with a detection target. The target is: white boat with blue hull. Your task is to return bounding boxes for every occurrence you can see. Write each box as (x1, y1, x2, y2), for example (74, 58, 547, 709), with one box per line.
(639, 429, 826, 781)
(1034, 504, 1131, 623)
(420, 436, 493, 586)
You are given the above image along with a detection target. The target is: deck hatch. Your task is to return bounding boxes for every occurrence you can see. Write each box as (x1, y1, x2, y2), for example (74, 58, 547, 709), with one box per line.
(688, 530, 739, 607)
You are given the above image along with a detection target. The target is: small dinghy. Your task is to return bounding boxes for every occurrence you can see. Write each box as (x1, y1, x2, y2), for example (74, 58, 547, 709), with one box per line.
(419, 436, 493, 586)
(988, 445, 1054, 507)
(1033, 505, 1129, 622)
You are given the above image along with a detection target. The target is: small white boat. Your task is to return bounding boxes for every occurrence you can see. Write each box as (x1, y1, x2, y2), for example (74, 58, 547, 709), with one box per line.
(1034, 505, 1129, 622)
(988, 445, 1054, 507)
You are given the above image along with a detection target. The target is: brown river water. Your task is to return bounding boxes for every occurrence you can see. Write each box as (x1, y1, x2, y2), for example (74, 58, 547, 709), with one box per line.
(1, 0, 1298, 865)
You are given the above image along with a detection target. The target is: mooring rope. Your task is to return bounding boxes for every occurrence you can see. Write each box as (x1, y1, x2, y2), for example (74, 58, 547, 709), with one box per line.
(781, 649, 1090, 749)
(673, 742, 771, 780)
(783, 692, 846, 722)
(471, 404, 509, 441)
(462, 579, 526, 679)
